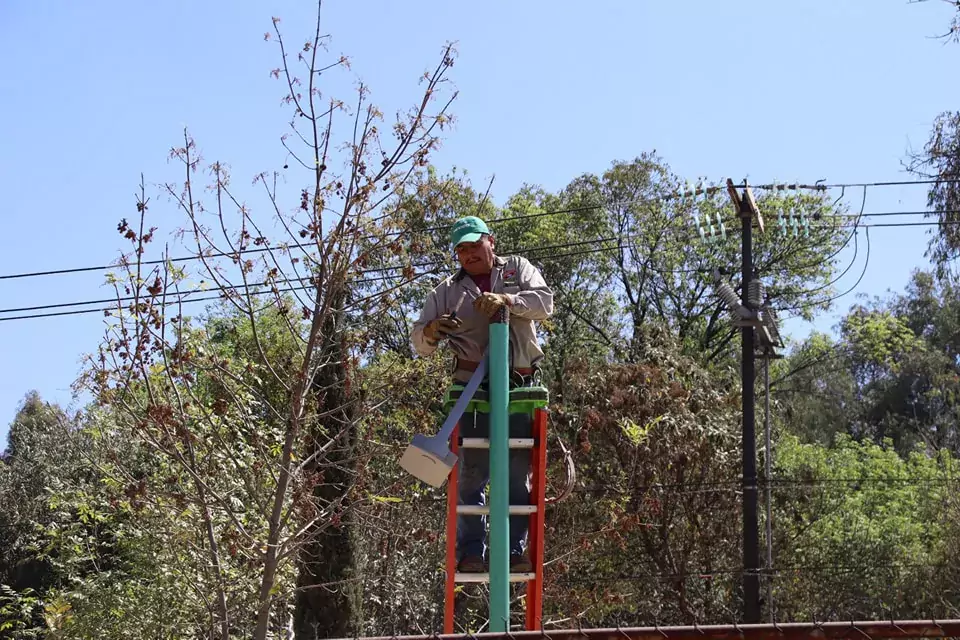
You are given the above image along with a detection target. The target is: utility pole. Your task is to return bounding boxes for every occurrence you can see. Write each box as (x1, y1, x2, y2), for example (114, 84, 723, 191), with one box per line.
(713, 180, 782, 623)
(726, 179, 762, 623)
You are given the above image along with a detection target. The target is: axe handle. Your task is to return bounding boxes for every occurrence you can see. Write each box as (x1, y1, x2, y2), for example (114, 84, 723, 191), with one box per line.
(436, 351, 488, 443)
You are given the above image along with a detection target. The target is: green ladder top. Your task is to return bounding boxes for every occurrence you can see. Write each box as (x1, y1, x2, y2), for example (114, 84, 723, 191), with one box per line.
(444, 384, 549, 415)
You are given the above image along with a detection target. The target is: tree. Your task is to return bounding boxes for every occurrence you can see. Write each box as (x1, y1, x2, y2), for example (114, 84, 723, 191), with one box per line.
(906, 111, 960, 274)
(76, 3, 459, 638)
(771, 331, 858, 448)
(771, 432, 958, 620)
(906, 0, 960, 272)
(775, 270, 960, 456)
(910, 0, 960, 42)
(541, 326, 745, 626)
(552, 157, 849, 366)
(0, 392, 79, 635)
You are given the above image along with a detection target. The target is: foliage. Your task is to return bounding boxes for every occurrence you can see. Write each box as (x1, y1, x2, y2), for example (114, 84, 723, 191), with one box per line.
(351, 351, 452, 635)
(771, 433, 959, 620)
(907, 110, 960, 274)
(0, 393, 84, 636)
(61, 2, 458, 637)
(7, 3, 960, 636)
(776, 270, 960, 455)
(552, 159, 849, 366)
(0, 585, 43, 638)
(541, 326, 744, 626)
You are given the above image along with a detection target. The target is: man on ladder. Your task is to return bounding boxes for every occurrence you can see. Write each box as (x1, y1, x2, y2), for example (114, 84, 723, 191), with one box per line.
(411, 215, 554, 574)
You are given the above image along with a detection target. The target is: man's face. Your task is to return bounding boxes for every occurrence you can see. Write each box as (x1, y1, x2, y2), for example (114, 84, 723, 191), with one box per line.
(455, 235, 496, 276)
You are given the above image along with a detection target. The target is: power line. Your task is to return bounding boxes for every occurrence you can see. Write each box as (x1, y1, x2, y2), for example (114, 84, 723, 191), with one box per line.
(749, 177, 960, 191)
(0, 205, 919, 310)
(666, 176, 960, 201)
(0, 238, 705, 322)
(1, 205, 942, 289)
(0, 214, 943, 322)
(0, 234, 644, 317)
(0, 203, 612, 283)
(853, 208, 960, 218)
(774, 228, 871, 312)
(3, 204, 956, 322)
(786, 227, 862, 298)
(2, 172, 956, 284)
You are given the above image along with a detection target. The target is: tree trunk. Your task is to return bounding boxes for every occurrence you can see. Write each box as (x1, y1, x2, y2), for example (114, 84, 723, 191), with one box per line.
(294, 302, 359, 639)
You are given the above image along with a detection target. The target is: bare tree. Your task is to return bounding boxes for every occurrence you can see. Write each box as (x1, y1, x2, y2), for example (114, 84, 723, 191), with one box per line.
(82, 3, 457, 638)
(909, 0, 960, 42)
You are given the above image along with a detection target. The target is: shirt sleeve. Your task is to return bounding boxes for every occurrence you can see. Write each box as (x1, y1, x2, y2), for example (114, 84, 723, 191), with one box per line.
(411, 285, 443, 357)
(508, 257, 554, 321)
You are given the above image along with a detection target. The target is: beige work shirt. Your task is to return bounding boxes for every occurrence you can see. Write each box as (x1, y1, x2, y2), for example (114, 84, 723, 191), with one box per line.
(411, 255, 553, 371)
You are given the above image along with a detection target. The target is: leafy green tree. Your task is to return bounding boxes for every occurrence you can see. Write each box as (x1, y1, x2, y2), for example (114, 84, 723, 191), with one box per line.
(1, 393, 72, 594)
(772, 332, 858, 447)
(0, 393, 79, 636)
(776, 270, 960, 455)
(906, 111, 960, 274)
(554, 157, 850, 366)
(771, 433, 958, 620)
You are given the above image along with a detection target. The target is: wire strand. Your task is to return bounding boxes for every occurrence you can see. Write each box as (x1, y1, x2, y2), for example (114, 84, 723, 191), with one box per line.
(3, 207, 954, 321)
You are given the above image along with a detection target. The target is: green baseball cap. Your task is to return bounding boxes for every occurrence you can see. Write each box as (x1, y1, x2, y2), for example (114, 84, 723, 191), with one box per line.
(449, 215, 490, 248)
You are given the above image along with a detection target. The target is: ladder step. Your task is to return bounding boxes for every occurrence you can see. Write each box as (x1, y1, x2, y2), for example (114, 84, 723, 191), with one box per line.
(456, 505, 537, 515)
(455, 572, 536, 583)
(459, 438, 535, 449)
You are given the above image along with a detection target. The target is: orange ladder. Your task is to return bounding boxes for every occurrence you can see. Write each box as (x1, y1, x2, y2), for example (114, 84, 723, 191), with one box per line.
(443, 406, 548, 632)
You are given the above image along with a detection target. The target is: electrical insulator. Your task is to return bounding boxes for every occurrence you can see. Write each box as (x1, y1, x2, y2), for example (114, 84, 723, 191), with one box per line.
(715, 280, 741, 312)
(748, 278, 765, 308)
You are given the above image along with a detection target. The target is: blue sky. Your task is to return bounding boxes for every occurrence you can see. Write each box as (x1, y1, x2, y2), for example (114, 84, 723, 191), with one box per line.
(1, 1, 958, 443)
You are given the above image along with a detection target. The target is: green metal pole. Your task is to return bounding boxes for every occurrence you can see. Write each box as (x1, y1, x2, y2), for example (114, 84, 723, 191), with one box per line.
(488, 308, 510, 632)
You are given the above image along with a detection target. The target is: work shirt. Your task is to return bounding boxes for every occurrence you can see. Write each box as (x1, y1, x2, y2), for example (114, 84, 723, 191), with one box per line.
(411, 255, 554, 371)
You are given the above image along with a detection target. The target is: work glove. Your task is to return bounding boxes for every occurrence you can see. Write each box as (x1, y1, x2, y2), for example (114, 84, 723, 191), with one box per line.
(473, 292, 513, 318)
(424, 313, 463, 344)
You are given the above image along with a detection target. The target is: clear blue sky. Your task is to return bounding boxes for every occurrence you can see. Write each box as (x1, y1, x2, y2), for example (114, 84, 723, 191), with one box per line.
(1, 1, 958, 444)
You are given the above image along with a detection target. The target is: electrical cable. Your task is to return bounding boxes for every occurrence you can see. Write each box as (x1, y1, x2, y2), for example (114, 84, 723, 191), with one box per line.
(0, 237, 706, 322)
(0, 202, 615, 283)
(3, 174, 955, 284)
(5, 198, 958, 321)
(0, 219, 714, 319)
(775, 186, 868, 298)
(749, 177, 960, 191)
(774, 227, 871, 312)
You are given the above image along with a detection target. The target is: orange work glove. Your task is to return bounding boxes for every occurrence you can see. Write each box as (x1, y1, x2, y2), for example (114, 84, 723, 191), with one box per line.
(473, 292, 513, 318)
(424, 313, 463, 344)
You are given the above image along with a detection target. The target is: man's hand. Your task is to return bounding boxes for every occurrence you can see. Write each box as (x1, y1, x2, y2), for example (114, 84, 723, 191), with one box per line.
(473, 292, 513, 318)
(424, 313, 463, 344)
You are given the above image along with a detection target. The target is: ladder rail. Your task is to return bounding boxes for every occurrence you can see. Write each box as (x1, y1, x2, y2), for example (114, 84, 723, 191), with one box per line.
(443, 424, 460, 634)
(444, 408, 548, 634)
(525, 408, 548, 630)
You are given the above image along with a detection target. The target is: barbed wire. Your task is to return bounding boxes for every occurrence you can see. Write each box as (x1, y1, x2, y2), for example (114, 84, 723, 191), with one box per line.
(550, 561, 956, 585)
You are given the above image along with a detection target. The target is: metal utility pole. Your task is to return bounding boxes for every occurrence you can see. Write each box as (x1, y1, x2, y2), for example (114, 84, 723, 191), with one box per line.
(726, 179, 762, 623)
